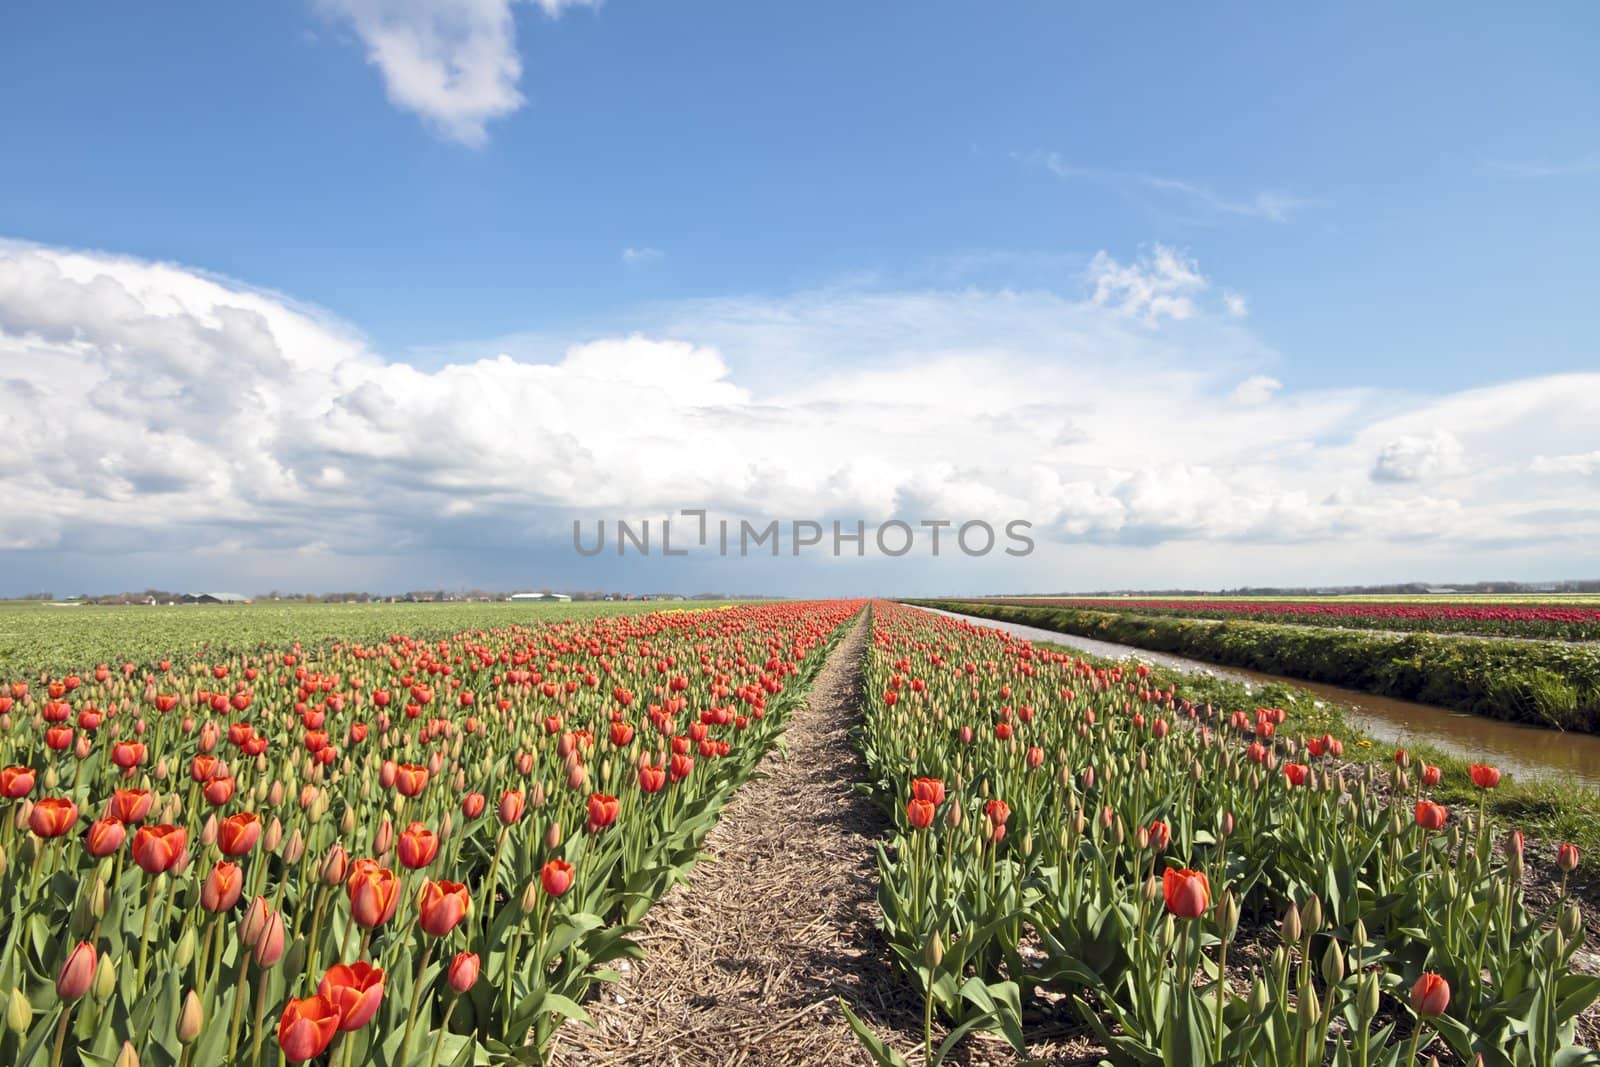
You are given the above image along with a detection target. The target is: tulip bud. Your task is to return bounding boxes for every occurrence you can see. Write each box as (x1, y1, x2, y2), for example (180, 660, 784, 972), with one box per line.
(252, 911, 286, 968)
(1320, 939, 1344, 985)
(1219, 891, 1240, 941)
(1357, 972, 1380, 1022)
(1297, 983, 1321, 1029)
(923, 931, 944, 970)
(1248, 976, 1269, 1014)
(1142, 876, 1160, 902)
(7, 988, 32, 1035)
(545, 821, 562, 851)
(1301, 894, 1322, 936)
(113, 1041, 139, 1067)
(89, 877, 108, 920)
(282, 828, 305, 865)
(1560, 901, 1583, 940)
(1280, 903, 1302, 945)
(240, 895, 270, 946)
(57, 943, 96, 1001)
(521, 881, 540, 916)
(177, 990, 203, 1044)
(283, 935, 306, 976)
(174, 926, 196, 968)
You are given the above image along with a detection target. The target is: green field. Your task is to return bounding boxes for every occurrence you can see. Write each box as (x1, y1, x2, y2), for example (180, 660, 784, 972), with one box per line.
(0, 599, 741, 676)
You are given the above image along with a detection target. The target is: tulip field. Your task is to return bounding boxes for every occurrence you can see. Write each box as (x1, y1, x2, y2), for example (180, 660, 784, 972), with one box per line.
(0, 600, 860, 1065)
(975, 597, 1600, 641)
(852, 603, 1598, 1065)
(1, 597, 1596, 1066)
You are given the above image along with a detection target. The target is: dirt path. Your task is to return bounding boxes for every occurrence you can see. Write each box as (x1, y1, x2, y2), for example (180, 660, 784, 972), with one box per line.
(549, 610, 925, 1066)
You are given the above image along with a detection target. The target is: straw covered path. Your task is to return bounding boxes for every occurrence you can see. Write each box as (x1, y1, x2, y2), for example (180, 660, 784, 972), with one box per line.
(549, 610, 921, 1066)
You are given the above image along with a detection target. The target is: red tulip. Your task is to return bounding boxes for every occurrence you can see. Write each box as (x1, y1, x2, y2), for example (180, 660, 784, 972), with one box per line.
(203, 776, 236, 806)
(110, 741, 146, 769)
(277, 995, 341, 1062)
(1558, 843, 1580, 873)
(1469, 764, 1501, 789)
(397, 822, 439, 869)
(1410, 972, 1450, 1017)
(1421, 764, 1441, 787)
(202, 861, 244, 912)
(906, 798, 936, 830)
(586, 792, 620, 833)
(497, 789, 525, 825)
(217, 812, 262, 857)
(447, 951, 480, 993)
(984, 799, 1011, 826)
(1162, 867, 1211, 919)
(107, 788, 153, 824)
(541, 858, 575, 898)
(85, 817, 126, 857)
(638, 762, 666, 793)
(319, 961, 385, 1031)
(30, 797, 80, 838)
(461, 792, 486, 819)
(348, 860, 401, 927)
(57, 941, 97, 1000)
(1283, 763, 1310, 787)
(394, 764, 429, 797)
(1415, 801, 1448, 832)
(911, 777, 945, 805)
(417, 879, 470, 937)
(132, 824, 188, 874)
(0, 766, 35, 799)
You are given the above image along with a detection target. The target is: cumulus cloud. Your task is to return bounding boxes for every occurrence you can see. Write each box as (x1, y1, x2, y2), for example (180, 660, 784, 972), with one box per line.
(317, 0, 597, 145)
(1229, 375, 1280, 406)
(2, 238, 1598, 587)
(1370, 430, 1465, 484)
(1086, 244, 1205, 322)
(1222, 290, 1249, 318)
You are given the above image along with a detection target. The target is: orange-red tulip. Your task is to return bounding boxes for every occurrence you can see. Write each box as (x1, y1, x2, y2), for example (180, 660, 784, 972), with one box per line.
(30, 797, 80, 838)
(541, 859, 575, 898)
(57, 942, 97, 1000)
(1162, 868, 1211, 919)
(132, 824, 188, 874)
(396, 822, 438, 869)
(1415, 801, 1448, 832)
(1469, 764, 1501, 789)
(85, 817, 126, 858)
(1410, 972, 1450, 1017)
(318, 961, 385, 1031)
(348, 860, 400, 927)
(217, 812, 262, 857)
(277, 995, 341, 1062)
(0, 766, 35, 799)
(447, 951, 480, 993)
(202, 860, 244, 912)
(417, 879, 470, 937)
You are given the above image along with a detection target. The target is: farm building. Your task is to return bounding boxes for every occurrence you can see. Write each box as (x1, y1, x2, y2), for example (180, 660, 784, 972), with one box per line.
(180, 592, 251, 604)
(507, 592, 572, 602)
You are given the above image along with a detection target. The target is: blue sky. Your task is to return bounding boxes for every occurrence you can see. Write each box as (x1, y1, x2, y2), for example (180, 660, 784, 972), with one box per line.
(0, 2, 1597, 595)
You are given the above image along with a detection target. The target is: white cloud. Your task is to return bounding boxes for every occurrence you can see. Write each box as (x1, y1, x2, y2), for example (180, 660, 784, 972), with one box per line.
(2, 237, 1598, 585)
(1531, 451, 1600, 476)
(1087, 244, 1205, 322)
(1370, 430, 1465, 484)
(1222, 290, 1249, 318)
(1039, 156, 1313, 223)
(1229, 375, 1280, 406)
(317, 0, 597, 146)
(621, 246, 663, 265)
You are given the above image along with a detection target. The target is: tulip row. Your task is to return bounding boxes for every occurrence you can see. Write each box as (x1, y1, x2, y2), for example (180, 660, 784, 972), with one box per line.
(976, 597, 1600, 641)
(845, 603, 1598, 1066)
(0, 600, 862, 1065)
